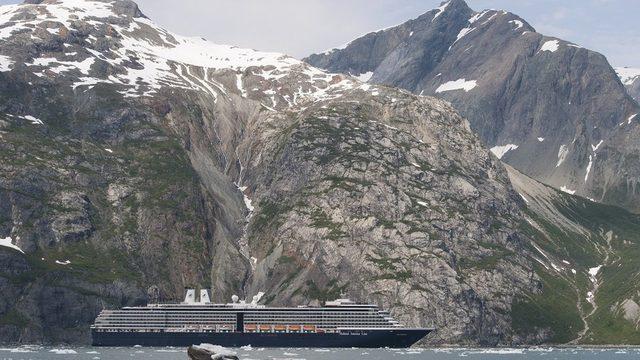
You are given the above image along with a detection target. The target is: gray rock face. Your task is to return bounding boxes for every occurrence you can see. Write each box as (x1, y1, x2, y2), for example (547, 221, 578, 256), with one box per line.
(1, 0, 639, 347)
(305, 0, 640, 212)
(0, 0, 550, 346)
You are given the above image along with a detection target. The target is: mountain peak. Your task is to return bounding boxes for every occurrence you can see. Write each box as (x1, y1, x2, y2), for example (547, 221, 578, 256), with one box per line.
(432, 0, 472, 19)
(20, 0, 146, 18)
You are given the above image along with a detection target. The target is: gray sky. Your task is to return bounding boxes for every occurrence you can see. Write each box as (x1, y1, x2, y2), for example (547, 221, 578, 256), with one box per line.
(1, 0, 638, 67)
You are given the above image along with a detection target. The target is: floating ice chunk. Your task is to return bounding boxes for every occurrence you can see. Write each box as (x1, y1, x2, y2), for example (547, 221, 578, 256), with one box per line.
(436, 79, 477, 93)
(490, 144, 518, 159)
(468, 348, 524, 355)
(192, 344, 236, 356)
(49, 349, 77, 354)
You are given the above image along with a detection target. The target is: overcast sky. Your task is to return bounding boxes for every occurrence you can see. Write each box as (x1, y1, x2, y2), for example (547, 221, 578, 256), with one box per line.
(1, 0, 638, 67)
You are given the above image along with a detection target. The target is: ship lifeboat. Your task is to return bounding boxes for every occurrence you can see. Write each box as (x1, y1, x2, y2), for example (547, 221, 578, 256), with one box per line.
(302, 325, 315, 332)
(244, 324, 257, 332)
(218, 325, 233, 332)
(274, 325, 286, 332)
(259, 325, 272, 332)
(288, 325, 301, 332)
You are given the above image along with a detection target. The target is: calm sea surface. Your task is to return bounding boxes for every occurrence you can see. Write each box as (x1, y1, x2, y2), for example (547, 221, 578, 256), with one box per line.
(0, 346, 638, 360)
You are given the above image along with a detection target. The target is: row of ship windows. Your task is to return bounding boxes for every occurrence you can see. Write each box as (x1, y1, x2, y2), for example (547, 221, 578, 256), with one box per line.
(100, 315, 389, 319)
(96, 319, 392, 323)
(102, 310, 388, 315)
(95, 322, 391, 327)
(97, 320, 391, 324)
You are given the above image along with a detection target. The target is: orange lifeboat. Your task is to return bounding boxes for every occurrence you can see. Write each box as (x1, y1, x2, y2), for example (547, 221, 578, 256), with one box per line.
(289, 325, 301, 332)
(259, 325, 272, 332)
(303, 325, 316, 332)
(274, 325, 286, 331)
(244, 324, 257, 332)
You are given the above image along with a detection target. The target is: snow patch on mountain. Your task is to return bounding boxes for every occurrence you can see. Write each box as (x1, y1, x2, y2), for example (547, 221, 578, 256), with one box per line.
(560, 186, 576, 195)
(585, 155, 593, 182)
(436, 79, 477, 93)
(453, 27, 475, 46)
(540, 40, 560, 53)
(3, 0, 369, 106)
(509, 20, 523, 30)
(0, 236, 24, 254)
(354, 71, 374, 82)
(432, 1, 451, 22)
(0, 55, 13, 72)
(615, 67, 640, 85)
(490, 144, 518, 159)
(236, 73, 247, 98)
(591, 140, 603, 152)
(22, 115, 44, 125)
(556, 144, 569, 167)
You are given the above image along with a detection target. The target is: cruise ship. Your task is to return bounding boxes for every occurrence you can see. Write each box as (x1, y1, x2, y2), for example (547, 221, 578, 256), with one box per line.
(91, 289, 434, 348)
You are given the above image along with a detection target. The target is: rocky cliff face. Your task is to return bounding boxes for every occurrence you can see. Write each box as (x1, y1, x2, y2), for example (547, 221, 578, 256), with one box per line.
(0, 0, 546, 345)
(305, 0, 640, 213)
(0, 0, 638, 347)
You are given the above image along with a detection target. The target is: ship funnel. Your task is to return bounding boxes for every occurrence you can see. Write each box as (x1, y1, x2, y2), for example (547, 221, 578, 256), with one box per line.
(199, 289, 211, 304)
(183, 289, 196, 304)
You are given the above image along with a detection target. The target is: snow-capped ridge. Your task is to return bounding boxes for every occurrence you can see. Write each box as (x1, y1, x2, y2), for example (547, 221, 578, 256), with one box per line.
(615, 67, 640, 85)
(4, 0, 376, 104)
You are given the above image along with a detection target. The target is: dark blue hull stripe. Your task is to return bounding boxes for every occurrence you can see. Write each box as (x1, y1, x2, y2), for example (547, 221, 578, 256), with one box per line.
(92, 329, 432, 348)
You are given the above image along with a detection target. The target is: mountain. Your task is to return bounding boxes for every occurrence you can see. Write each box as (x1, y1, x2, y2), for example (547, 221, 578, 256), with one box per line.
(1, 0, 640, 347)
(0, 0, 541, 345)
(305, 0, 640, 213)
(506, 165, 640, 345)
(616, 67, 640, 103)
